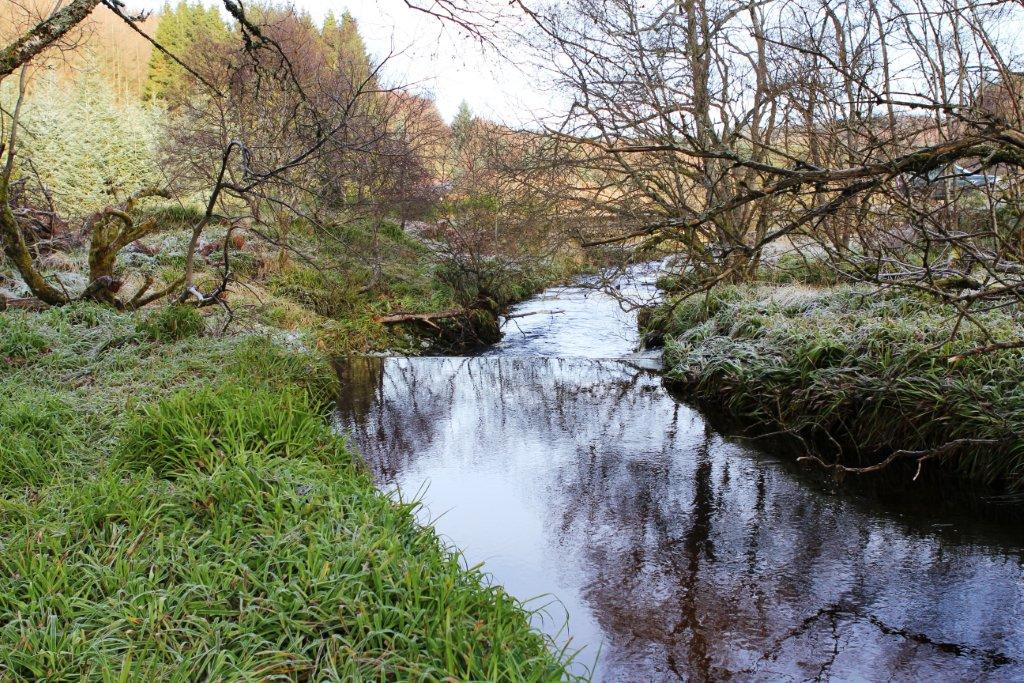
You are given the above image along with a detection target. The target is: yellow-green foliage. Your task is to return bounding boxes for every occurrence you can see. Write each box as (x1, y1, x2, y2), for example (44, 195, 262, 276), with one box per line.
(8, 68, 164, 216)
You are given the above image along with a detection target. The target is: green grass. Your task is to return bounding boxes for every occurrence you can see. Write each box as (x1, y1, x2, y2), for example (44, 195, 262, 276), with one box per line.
(0, 306, 581, 681)
(261, 218, 585, 354)
(138, 304, 206, 342)
(647, 284, 1024, 491)
(0, 315, 49, 358)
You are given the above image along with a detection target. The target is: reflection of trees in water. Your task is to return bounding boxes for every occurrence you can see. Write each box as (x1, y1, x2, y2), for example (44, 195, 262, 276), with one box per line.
(338, 357, 1024, 681)
(339, 357, 661, 480)
(567, 426, 1023, 680)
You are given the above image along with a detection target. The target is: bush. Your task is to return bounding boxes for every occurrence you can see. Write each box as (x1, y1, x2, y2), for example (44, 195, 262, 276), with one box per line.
(138, 304, 205, 342)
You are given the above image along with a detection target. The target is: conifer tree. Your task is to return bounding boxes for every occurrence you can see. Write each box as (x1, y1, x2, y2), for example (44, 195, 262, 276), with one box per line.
(451, 100, 474, 153)
(144, 1, 227, 100)
(322, 11, 372, 83)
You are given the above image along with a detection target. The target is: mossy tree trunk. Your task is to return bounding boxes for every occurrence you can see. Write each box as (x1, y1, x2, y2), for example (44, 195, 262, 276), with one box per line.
(0, 0, 103, 79)
(0, 176, 69, 305)
(84, 191, 168, 304)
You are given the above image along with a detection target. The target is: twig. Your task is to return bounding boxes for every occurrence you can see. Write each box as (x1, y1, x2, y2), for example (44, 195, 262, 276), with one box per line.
(798, 438, 1001, 480)
(948, 341, 1024, 363)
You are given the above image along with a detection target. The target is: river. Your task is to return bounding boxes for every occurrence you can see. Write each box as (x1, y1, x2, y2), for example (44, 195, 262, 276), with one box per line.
(336, 267, 1024, 681)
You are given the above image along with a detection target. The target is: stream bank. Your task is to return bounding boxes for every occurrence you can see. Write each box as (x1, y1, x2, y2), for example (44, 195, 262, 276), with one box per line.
(641, 283, 1024, 498)
(0, 304, 579, 679)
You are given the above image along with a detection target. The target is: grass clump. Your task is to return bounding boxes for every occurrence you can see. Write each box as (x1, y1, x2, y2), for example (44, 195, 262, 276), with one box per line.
(0, 308, 577, 681)
(0, 313, 49, 358)
(137, 304, 205, 342)
(0, 391, 73, 488)
(650, 284, 1024, 491)
(118, 384, 328, 478)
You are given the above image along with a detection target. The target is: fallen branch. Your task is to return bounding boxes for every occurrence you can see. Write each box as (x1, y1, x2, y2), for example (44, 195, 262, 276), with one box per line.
(798, 438, 1001, 481)
(374, 307, 468, 329)
(0, 294, 48, 311)
(502, 309, 565, 321)
(948, 340, 1024, 363)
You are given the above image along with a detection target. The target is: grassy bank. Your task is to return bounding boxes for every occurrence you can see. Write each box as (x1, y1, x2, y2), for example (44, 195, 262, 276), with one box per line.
(1, 212, 585, 355)
(644, 284, 1024, 493)
(0, 304, 580, 679)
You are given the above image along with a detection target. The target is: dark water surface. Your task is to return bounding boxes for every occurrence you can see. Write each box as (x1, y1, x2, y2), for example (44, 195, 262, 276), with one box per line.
(336, 270, 1024, 681)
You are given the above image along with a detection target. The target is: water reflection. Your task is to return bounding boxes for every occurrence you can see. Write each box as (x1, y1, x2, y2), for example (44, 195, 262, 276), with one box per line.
(337, 356, 1024, 681)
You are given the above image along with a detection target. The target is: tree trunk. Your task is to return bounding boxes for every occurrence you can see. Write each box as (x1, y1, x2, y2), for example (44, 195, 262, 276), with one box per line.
(0, 177, 68, 305)
(0, 0, 103, 79)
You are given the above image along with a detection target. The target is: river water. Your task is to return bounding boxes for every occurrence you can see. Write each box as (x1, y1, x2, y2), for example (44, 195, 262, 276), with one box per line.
(336, 268, 1024, 681)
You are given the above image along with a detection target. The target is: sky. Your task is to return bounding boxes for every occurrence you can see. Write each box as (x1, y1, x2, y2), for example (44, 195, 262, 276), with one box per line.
(129, 0, 552, 125)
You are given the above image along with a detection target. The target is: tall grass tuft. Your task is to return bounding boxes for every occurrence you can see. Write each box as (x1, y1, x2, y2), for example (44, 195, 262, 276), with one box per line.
(118, 384, 330, 477)
(0, 314, 49, 358)
(137, 304, 206, 342)
(0, 391, 72, 487)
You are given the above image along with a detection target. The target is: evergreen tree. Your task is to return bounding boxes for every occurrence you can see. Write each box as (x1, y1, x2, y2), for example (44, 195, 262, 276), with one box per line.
(451, 100, 474, 153)
(12, 66, 164, 216)
(144, 1, 228, 100)
(322, 11, 372, 83)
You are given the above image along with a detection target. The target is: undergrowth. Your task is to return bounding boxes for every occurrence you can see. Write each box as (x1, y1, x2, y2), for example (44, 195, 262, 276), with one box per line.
(0, 304, 580, 680)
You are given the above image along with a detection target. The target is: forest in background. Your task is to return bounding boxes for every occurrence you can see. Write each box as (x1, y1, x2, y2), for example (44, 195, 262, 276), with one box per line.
(2, 0, 1024, 492)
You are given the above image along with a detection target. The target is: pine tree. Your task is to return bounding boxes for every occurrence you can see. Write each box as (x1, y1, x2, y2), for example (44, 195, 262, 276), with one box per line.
(144, 1, 228, 100)
(323, 11, 372, 84)
(451, 100, 474, 153)
(13, 65, 164, 216)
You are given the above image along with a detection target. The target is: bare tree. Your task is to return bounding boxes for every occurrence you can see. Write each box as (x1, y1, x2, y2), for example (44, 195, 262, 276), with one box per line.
(522, 0, 1024, 319)
(1, 0, 487, 310)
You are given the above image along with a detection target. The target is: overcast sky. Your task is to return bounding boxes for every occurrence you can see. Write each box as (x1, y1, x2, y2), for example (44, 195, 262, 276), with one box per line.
(129, 0, 551, 125)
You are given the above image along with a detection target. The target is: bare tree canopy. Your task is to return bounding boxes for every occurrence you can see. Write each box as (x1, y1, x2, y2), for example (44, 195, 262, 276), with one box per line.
(514, 0, 1024, 319)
